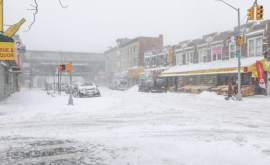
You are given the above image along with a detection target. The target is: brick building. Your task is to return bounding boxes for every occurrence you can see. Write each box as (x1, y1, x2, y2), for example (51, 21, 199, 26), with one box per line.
(105, 35, 163, 85)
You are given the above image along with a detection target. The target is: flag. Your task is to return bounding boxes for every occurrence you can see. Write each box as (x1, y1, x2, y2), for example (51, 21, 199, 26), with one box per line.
(256, 61, 266, 89)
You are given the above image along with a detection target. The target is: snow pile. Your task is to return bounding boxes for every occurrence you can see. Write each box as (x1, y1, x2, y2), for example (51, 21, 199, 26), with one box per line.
(127, 85, 139, 92)
(196, 91, 223, 100)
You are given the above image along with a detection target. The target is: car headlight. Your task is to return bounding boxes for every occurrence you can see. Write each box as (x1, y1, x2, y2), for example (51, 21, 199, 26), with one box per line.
(80, 89, 85, 92)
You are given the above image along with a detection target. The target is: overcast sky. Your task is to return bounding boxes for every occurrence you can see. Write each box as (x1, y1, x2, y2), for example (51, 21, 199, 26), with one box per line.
(3, 0, 270, 53)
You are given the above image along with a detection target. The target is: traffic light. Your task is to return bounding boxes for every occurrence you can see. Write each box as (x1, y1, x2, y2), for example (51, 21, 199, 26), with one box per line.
(59, 64, 67, 72)
(247, 6, 254, 20)
(243, 67, 248, 73)
(236, 37, 244, 45)
(256, 5, 264, 20)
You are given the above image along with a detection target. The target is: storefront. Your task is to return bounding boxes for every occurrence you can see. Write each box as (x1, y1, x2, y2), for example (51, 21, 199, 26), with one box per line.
(160, 57, 270, 95)
(128, 67, 144, 86)
(0, 34, 21, 101)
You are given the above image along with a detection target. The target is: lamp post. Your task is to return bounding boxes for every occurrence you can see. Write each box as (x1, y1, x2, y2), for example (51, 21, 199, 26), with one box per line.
(216, 0, 242, 101)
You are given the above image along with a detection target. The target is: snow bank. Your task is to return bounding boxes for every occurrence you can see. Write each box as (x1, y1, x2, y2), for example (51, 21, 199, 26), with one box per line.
(127, 85, 139, 92)
(196, 91, 224, 100)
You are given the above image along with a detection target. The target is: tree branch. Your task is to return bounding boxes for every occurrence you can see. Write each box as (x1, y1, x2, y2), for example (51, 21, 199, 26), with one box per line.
(59, 0, 68, 9)
(24, 0, 38, 32)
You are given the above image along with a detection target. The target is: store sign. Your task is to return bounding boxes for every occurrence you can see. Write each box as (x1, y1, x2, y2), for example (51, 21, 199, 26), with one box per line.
(212, 47, 221, 54)
(18, 45, 26, 53)
(252, 71, 258, 77)
(0, 42, 15, 60)
(168, 48, 172, 63)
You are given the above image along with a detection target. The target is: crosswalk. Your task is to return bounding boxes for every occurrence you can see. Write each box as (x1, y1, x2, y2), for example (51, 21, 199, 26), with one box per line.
(0, 136, 111, 165)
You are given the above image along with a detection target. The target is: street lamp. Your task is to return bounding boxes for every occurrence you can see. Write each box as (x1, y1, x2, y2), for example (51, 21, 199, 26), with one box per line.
(216, 0, 242, 101)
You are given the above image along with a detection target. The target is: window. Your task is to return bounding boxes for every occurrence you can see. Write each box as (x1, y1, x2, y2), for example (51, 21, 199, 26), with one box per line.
(134, 46, 138, 54)
(248, 37, 262, 57)
(185, 51, 194, 64)
(152, 45, 156, 50)
(176, 52, 183, 65)
(199, 48, 207, 63)
(229, 43, 236, 59)
(211, 46, 222, 61)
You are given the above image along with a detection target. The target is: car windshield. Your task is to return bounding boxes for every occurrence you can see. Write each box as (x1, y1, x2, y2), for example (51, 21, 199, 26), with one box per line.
(80, 83, 93, 87)
(120, 81, 127, 85)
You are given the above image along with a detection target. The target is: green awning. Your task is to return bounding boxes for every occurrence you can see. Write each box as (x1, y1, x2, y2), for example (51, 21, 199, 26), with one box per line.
(0, 34, 14, 42)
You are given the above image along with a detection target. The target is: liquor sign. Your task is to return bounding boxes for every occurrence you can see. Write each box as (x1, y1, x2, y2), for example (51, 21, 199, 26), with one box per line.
(3, 18, 26, 37)
(256, 61, 266, 89)
(0, 42, 15, 60)
(0, 1, 3, 32)
(212, 47, 221, 54)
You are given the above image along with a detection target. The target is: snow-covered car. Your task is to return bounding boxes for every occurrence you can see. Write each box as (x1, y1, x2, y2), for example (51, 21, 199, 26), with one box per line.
(108, 79, 128, 91)
(73, 82, 101, 97)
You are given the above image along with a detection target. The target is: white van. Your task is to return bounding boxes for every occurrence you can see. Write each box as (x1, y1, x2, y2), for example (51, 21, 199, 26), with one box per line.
(108, 79, 128, 91)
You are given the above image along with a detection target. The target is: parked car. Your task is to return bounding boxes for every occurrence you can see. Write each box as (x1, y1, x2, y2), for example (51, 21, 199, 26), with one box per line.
(73, 82, 101, 97)
(139, 78, 167, 93)
(65, 81, 80, 94)
(108, 79, 128, 91)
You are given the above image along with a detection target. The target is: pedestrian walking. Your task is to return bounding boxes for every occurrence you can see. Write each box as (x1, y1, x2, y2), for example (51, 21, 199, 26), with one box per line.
(225, 80, 233, 100)
(233, 81, 238, 97)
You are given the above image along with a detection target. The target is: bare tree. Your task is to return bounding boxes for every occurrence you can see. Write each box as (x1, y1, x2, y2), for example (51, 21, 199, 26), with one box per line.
(24, 0, 68, 32)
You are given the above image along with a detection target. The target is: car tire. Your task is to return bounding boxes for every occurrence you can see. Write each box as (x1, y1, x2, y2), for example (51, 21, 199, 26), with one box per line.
(96, 91, 101, 97)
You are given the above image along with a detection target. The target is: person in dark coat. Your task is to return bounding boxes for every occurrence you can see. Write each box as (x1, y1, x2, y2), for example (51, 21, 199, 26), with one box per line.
(234, 81, 238, 96)
(227, 80, 233, 98)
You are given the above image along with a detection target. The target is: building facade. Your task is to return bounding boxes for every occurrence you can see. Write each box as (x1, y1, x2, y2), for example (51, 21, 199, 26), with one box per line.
(23, 50, 105, 87)
(159, 20, 270, 92)
(105, 35, 163, 85)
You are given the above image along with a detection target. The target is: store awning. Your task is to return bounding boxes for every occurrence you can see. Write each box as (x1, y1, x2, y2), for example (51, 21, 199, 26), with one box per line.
(160, 57, 270, 77)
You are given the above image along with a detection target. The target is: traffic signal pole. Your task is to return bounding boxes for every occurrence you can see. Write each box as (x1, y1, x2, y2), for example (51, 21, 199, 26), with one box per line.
(68, 61, 73, 105)
(216, 0, 242, 100)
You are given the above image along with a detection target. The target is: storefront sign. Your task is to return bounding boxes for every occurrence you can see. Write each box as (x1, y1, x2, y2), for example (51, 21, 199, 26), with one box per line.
(168, 48, 172, 63)
(252, 71, 258, 77)
(0, 42, 15, 60)
(256, 61, 266, 89)
(212, 47, 221, 54)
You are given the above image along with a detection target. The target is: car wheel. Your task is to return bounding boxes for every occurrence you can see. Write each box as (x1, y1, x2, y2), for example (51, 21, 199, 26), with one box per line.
(96, 91, 101, 97)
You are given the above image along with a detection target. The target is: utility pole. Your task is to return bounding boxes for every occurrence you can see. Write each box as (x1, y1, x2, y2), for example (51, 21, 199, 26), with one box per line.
(216, 0, 243, 101)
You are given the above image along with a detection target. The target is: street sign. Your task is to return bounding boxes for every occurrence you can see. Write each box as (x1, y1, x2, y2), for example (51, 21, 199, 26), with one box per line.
(232, 52, 238, 56)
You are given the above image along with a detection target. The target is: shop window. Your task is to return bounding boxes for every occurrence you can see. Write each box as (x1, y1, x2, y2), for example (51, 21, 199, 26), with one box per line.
(185, 51, 194, 64)
(176, 52, 183, 65)
(248, 37, 262, 57)
(199, 48, 207, 63)
(212, 46, 222, 61)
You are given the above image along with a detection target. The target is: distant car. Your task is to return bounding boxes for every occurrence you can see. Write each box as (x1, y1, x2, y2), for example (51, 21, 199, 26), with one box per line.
(73, 82, 101, 97)
(108, 79, 128, 91)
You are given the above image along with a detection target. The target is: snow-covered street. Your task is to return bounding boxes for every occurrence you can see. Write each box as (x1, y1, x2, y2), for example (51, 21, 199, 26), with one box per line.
(1, 87, 270, 165)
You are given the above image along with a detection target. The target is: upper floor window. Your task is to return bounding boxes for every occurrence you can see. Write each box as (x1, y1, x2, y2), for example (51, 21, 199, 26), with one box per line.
(176, 52, 183, 65)
(134, 46, 138, 54)
(186, 51, 194, 64)
(248, 37, 262, 57)
(211, 46, 222, 61)
(199, 48, 207, 63)
(229, 43, 237, 59)
(152, 45, 156, 50)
